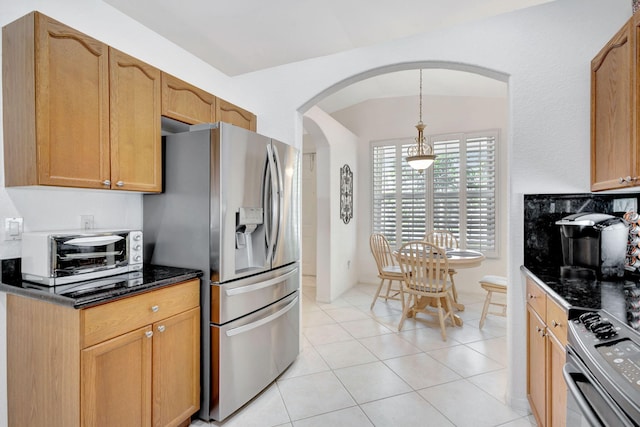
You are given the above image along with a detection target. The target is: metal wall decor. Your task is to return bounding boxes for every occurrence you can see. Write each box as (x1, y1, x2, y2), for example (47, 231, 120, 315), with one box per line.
(340, 164, 353, 224)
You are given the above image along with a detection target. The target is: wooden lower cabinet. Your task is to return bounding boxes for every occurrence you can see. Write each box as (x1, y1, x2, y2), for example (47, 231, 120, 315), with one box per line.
(82, 326, 153, 427)
(526, 277, 567, 426)
(527, 306, 547, 424)
(7, 279, 200, 427)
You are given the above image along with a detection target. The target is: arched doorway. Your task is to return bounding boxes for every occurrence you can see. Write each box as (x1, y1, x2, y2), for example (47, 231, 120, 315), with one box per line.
(300, 61, 509, 305)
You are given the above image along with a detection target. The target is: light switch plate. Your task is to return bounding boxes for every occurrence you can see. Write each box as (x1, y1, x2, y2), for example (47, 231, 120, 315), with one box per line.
(4, 217, 23, 241)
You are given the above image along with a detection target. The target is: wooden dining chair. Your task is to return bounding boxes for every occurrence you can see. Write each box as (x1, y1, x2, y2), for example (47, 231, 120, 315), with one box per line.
(369, 234, 405, 310)
(396, 241, 457, 340)
(425, 230, 461, 308)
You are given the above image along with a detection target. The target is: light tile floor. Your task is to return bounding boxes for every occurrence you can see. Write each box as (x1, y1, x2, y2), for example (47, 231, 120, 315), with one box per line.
(191, 277, 537, 427)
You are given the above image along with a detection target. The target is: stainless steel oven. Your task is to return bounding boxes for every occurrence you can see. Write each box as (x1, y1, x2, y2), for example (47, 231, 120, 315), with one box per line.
(564, 309, 640, 426)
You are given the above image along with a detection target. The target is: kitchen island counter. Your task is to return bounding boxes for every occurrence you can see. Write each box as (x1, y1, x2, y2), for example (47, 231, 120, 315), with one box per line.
(0, 260, 202, 309)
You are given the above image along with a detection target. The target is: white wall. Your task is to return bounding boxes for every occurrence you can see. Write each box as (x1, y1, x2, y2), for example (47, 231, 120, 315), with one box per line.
(331, 94, 508, 293)
(233, 0, 632, 411)
(303, 107, 359, 303)
(0, 0, 633, 420)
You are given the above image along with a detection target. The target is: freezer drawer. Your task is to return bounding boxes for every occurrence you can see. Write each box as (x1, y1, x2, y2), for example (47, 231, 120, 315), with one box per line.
(208, 291, 299, 421)
(211, 263, 298, 324)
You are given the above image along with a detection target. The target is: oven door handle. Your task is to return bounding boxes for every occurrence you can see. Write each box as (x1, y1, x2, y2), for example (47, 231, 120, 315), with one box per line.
(225, 296, 298, 337)
(63, 235, 124, 246)
(562, 362, 606, 427)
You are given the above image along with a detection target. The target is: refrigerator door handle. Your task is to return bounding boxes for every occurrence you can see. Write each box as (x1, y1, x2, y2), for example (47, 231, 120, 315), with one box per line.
(265, 144, 279, 263)
(225, 295, 298, 337)
(272, 146, 284, 253)
(225, 268, 298, 296)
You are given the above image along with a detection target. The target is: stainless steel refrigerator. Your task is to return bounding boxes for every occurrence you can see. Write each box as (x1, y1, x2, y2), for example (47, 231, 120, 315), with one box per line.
(143, 122, 300, 421)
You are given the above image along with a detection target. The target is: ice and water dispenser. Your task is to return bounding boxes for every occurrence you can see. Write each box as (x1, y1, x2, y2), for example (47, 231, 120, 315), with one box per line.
(235, 207, 265, 271)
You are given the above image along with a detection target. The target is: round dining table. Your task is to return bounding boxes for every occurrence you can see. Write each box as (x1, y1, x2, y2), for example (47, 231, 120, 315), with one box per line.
(394, 247, 485, 326)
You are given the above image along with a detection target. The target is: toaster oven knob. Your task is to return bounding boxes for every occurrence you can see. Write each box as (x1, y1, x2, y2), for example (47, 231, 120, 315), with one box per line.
(133, 245, 142, 251)
(133, 255, 142, 262)
(133, 234, 142, 241)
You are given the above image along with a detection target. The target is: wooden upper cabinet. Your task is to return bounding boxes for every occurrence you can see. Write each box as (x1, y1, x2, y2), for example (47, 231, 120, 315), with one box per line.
(217, 98, 257, 131)
(161, 72, 217, 124)
(3, 11, 257, 191)
(110, 48, 162, 192)
(591, 18, 636, 191)
(3, 12, 111, 188)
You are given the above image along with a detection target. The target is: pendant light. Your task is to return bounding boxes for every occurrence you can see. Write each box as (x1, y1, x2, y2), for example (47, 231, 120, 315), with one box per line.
(406, 69, 436, 173)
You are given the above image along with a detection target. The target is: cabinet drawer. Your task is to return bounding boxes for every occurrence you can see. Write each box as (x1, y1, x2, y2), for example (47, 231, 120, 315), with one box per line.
(546, 296, 568, 347)
(81, 279, 199, 348)
(526, 278, 547, 320)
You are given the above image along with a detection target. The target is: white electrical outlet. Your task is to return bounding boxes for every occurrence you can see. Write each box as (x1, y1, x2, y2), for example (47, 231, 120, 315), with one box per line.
(80, 215, 94, 230)
(4, 217, 23, 241)
(613, 198, 637, 213)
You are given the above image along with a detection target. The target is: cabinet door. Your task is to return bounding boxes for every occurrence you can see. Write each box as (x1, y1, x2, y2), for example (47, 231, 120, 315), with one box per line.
(216, 98, 257, 131)
(109, 48, 162, 192)
(36, 13, 111, 188)
(591, 20, 635, 191)
(547, 332, 567, 427)
(82, 326, 153, 427)
(527, 305, 546, 426)
(161, 72, 216, 124)
(152, 307, 200, 427)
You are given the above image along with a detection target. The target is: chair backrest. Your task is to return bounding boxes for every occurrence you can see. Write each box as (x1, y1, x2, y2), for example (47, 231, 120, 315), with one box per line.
(396, 240, 451, 293)
(370, 234, 396, 274)
(425, 230, 459, 249)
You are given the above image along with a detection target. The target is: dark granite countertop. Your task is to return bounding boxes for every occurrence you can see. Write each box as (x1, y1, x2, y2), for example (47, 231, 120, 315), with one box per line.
(0, 263, 202, 309)
(522, 265, 640, 331)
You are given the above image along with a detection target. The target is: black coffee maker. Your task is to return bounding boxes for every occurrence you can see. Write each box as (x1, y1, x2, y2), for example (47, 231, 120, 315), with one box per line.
(555, 213, 628, 279)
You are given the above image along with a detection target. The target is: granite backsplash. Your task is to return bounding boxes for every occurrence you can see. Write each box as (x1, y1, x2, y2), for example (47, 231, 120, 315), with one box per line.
(524, 193, 640, 271)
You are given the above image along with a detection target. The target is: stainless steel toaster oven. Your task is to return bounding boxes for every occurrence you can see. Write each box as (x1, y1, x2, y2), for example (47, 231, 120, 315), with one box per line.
(21, 230, 143, 285)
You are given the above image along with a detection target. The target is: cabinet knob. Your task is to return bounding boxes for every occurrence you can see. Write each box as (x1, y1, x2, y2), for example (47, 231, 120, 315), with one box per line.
(157, 325, 165, 333)
(619, 176, 638, 184)
(551, 320, 560, 328)
(116, 181, 124, 187)
(536, 326, 546, 337)
(145, 331, 153, 338)
(102, 180, 111, 186)
(528, 293, 535, 299)
(151, 305, 159, 313)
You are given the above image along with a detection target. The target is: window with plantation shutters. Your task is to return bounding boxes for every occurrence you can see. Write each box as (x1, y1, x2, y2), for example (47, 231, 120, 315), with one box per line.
(371, 130, 498, 257)
(371, 141, 426, 248)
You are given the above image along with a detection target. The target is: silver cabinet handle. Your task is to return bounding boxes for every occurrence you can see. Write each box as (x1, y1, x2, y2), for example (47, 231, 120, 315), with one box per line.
(145, 331, 153, 338)
(151, 305, 159, 313)
(116, 181, 124, 187)
(157, 325, 165, 333)
(102, 180, 111, 186)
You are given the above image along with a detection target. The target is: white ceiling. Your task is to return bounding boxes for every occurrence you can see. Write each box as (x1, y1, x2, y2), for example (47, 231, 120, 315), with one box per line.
(103, 0, 552, 111)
